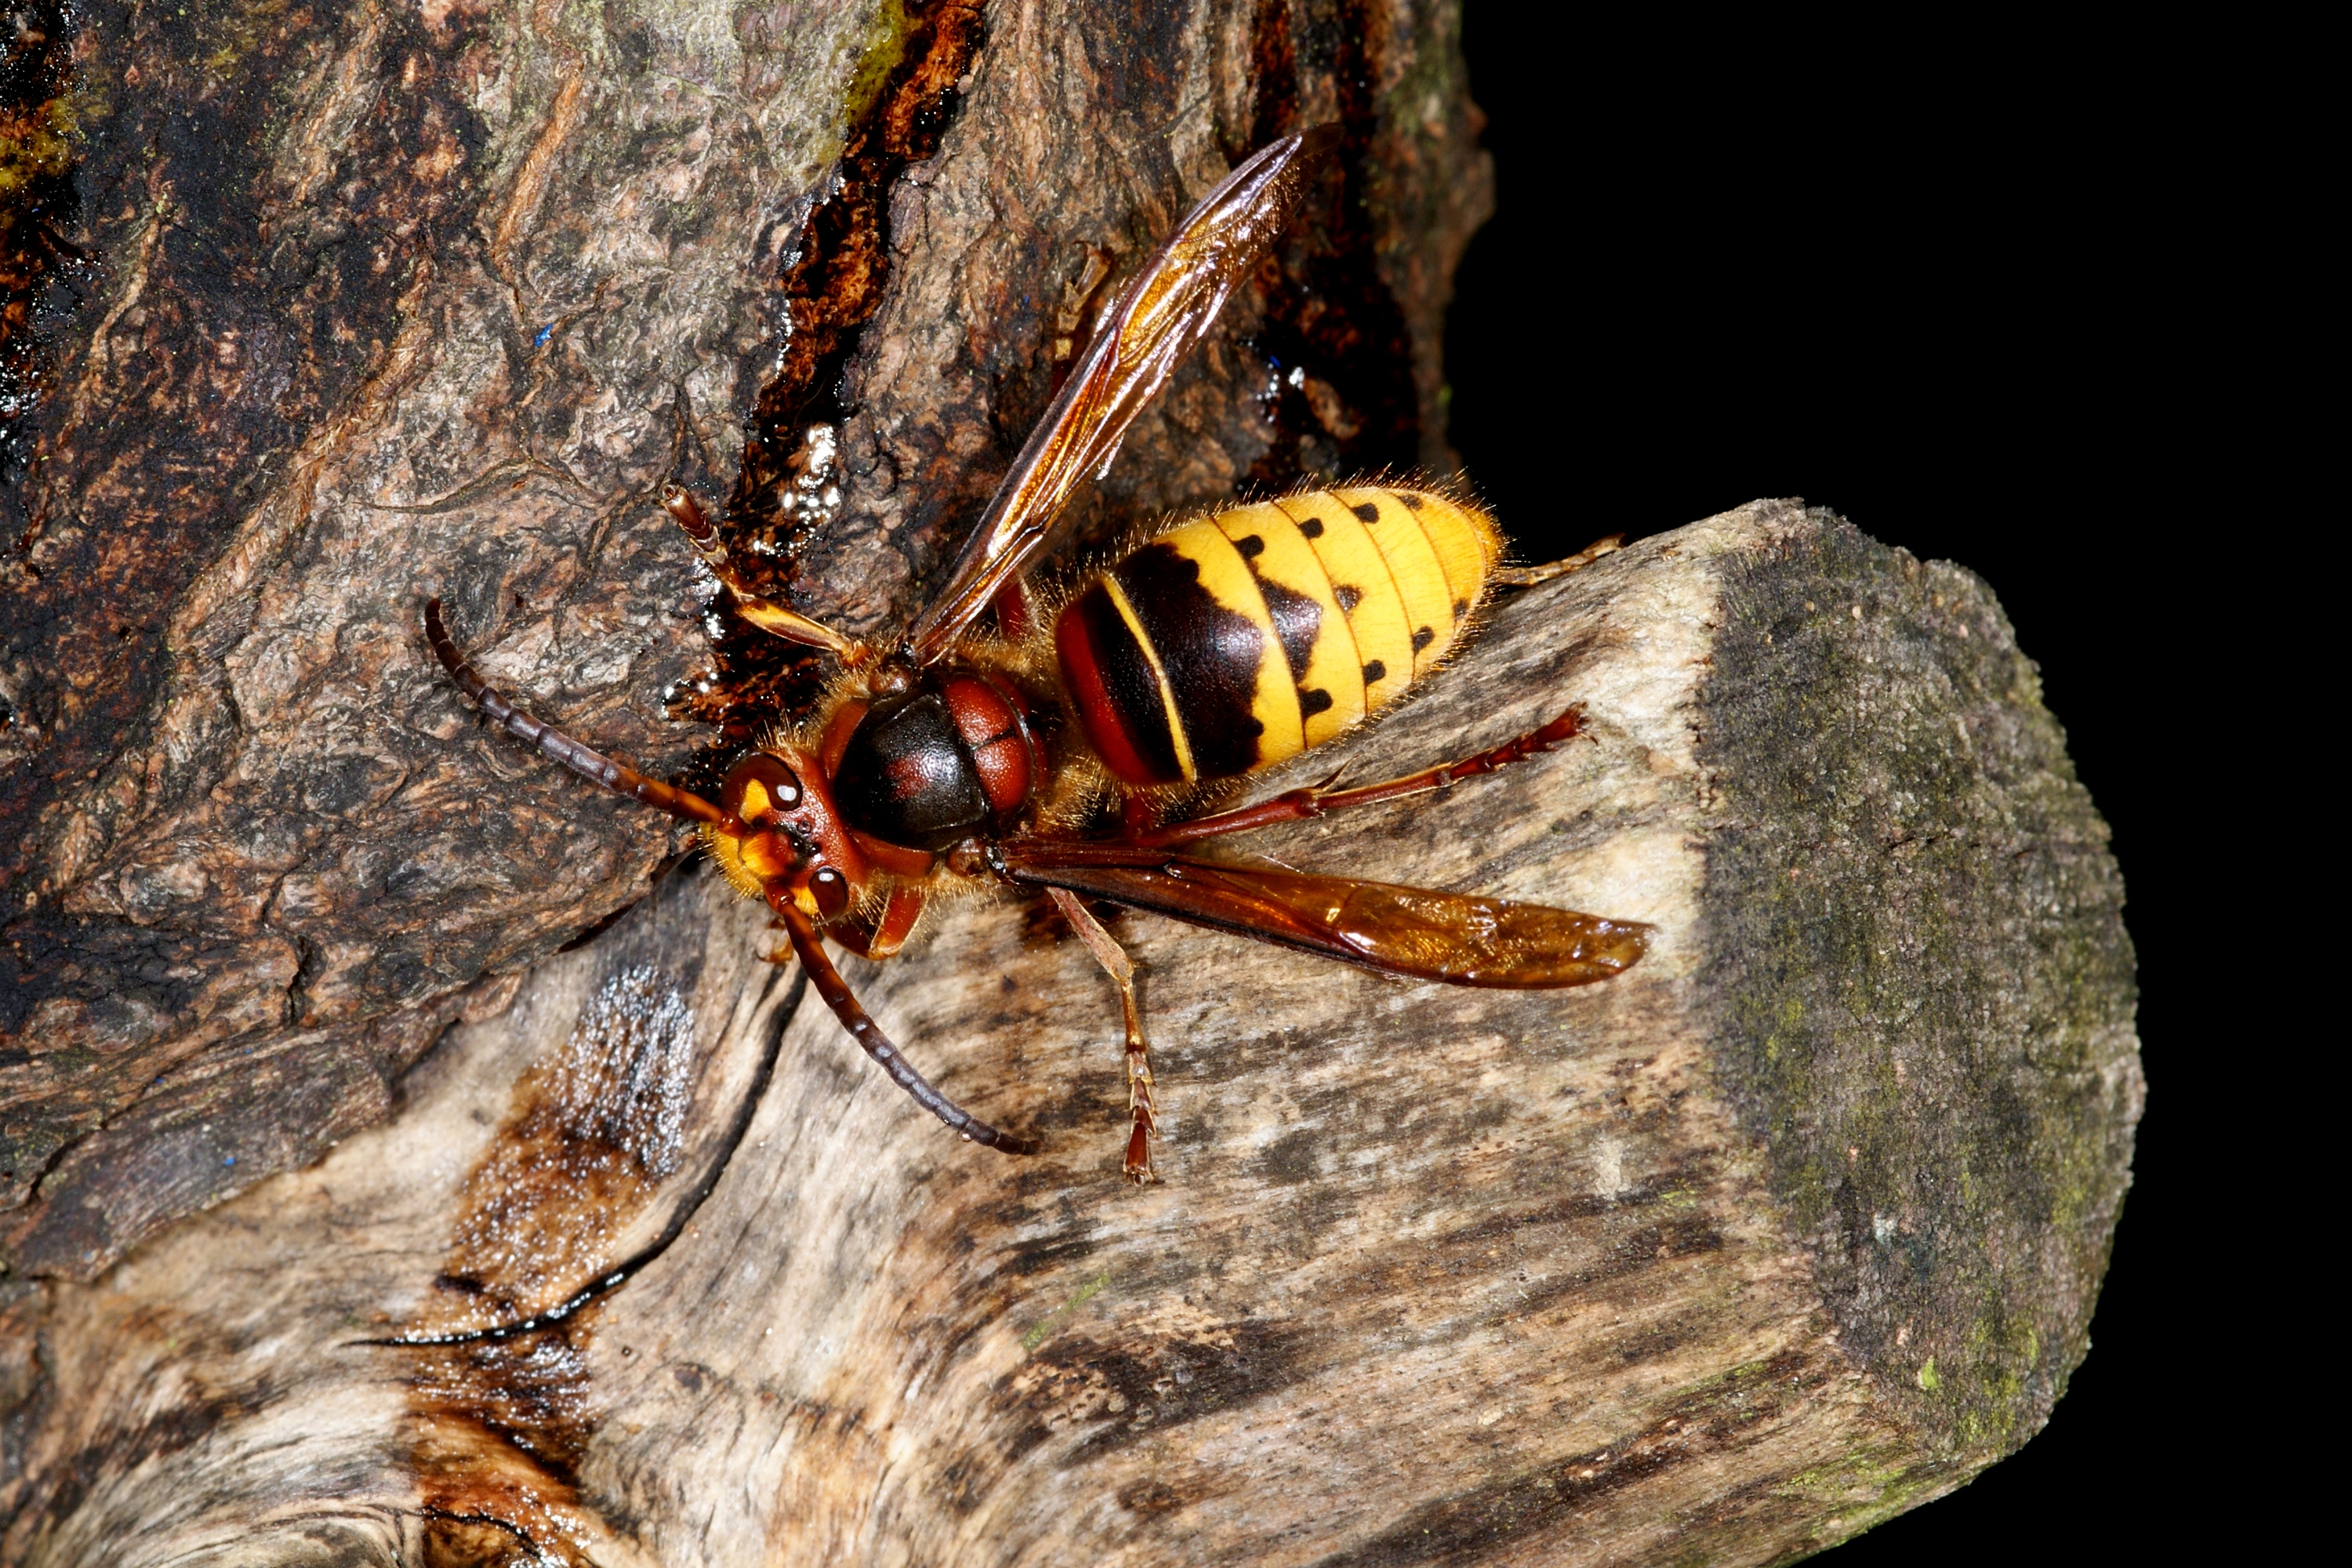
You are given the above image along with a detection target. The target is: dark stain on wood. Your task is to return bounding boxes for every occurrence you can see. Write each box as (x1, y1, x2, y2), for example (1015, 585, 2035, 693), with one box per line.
(1309, 1352, 1838, 1567)
(8, 1380, 252, 1552)
(993, 1229, 1105, 1281)
(990, 1316, 1317, 1472)
(403, 960, 704, 1563)
(735, 0, 989, 566)
(1062, 1319, 1316, 1464)
(419, 1505, 559, 1568)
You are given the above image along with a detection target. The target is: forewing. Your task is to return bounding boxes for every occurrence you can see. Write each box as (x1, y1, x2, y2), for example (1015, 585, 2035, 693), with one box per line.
(904, 125, 1340, 665)
(1000, 849, 1650, 989)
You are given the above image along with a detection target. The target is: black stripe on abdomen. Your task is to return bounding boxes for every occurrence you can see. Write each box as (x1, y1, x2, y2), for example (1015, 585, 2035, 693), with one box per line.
(1112, 542, 1266, 780)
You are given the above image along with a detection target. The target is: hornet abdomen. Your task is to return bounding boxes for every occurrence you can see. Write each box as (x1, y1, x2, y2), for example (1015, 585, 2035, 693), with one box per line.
(1054, 486, 1503, 788)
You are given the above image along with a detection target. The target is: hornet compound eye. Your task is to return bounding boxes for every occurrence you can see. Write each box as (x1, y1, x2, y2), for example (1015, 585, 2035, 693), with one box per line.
(720, 753, 803, 823)
(810, 867, 851, 920)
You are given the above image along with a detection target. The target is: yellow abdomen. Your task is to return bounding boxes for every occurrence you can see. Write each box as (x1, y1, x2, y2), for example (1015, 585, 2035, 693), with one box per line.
(1053, 486, 1503, 787)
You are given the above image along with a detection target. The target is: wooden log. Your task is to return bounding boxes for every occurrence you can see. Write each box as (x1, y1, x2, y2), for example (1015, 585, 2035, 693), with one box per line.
(2, 0, 2139, 1556)
(0, 502, 2140, 1563)
(0, 0, 1487, 1280)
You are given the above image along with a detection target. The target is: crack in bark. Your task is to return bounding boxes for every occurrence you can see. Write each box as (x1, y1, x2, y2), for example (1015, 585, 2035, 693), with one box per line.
(672, 1, 990, 757)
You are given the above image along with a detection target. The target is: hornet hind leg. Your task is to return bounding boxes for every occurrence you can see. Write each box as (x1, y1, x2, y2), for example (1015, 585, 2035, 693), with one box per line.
(1047, 888, 1159, 1182)
(1123, 706, 1595, 852)
(1490, 532, 1624, 586)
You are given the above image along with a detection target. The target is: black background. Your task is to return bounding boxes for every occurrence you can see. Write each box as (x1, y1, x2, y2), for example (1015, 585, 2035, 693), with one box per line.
(1443, 12, 2248, 1561)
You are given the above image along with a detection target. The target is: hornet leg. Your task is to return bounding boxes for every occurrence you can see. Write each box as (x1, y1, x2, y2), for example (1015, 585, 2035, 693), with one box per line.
(1490, 533, 1624, 586)
(1046, 887, 1158, 1183)
(663, 485, 872, 662)
(1126, 706, 1593, 851)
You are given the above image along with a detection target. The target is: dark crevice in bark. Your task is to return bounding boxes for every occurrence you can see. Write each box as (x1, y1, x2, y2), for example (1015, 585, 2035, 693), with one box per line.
(1241, 0, 1422, 499)
(394, 899, 804, 1563)
(554, 845, 698, 955)
(418, 1504, 554, 1562)
(670, 0, 988, 776)
(365, 960, 803, 1349)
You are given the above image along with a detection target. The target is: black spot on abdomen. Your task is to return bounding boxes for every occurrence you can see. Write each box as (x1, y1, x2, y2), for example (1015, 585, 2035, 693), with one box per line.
(1254, 576, 1322, 682)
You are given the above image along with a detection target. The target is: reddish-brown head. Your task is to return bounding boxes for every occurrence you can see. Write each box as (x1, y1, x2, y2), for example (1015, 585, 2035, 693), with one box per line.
(709, 748, 872, 920)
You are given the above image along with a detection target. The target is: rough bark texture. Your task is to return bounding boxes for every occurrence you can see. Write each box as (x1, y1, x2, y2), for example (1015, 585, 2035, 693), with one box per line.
(0, 0, 1487, 1280)
(0, 504, 2140, 1564)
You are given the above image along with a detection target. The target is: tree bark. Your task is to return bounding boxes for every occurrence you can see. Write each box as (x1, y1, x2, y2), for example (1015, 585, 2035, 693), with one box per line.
(1, 2, 2140, 1563)
(0, 503, 2140, 1564)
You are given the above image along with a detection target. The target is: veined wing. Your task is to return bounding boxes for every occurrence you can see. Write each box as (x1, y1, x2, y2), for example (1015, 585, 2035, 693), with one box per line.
(902, 125, 1341, 666)
(997, 844, 1650, 989)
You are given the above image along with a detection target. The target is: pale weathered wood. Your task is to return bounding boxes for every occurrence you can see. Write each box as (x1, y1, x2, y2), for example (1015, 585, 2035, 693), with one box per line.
(0, 504, 2140, 1564)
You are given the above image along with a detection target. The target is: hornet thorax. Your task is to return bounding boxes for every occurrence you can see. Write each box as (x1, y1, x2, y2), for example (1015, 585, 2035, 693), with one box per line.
(830, 668, 1041, 853)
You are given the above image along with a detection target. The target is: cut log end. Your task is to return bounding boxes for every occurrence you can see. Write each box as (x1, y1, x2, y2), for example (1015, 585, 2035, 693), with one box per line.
(1699, 516, 2140, 1470)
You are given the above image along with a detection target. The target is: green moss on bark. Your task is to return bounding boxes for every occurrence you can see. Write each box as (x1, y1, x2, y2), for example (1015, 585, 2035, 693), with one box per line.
(1697, 506, 2142, 1468)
